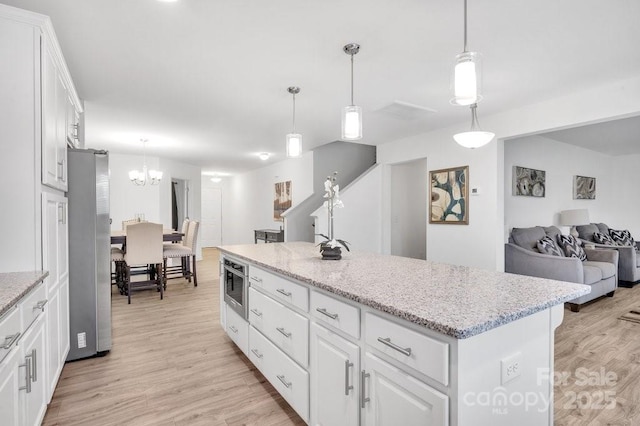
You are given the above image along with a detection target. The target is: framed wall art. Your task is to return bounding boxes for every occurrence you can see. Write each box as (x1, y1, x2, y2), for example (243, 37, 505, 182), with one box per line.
(429, 165, 469, 225)
(513, 166, 546, 197)
(574, 175, 596, 199)
(274, 180, 292, 221)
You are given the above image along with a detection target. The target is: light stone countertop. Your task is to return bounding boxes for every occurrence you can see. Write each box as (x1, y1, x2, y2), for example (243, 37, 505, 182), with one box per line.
(219, 242, 590, 339)
(0, 271, 49, 318)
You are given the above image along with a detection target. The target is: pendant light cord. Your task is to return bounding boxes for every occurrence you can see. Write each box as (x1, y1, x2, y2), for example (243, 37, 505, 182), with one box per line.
(350, 53, 355, 106)
(463, 0, 468, 52)
(292, 93, 296, 133)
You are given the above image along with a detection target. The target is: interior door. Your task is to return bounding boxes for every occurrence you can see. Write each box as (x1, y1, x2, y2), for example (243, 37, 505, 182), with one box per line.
(201, 186, 222, 247)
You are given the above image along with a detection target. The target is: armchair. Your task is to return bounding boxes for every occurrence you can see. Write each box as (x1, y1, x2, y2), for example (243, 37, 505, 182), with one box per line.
(505, 226, 618, 312)
(576, 223, 640, 286)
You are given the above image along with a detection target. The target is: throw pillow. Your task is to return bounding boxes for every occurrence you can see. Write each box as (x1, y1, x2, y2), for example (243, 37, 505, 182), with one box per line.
(557, 234, 587, 261)
(593, 232, 615, 246)
(610, 229, 634, 247)
(537, 236, 564, 257)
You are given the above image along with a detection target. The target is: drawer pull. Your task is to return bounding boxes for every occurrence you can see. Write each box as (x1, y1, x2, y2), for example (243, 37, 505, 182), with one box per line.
(250, 308, 262, 317)
(30, 349, 37, 382)
(250, 348, 263, 359)
(360, 370, 370, 408)
(277, 374, 292, 388)
(345, 360, 354, 395)
(276, 288, 292, 297)
(316, 307, 339, 320)
(34, 299, 48, 312)
(229, 325, 238, 334)
(377, 337, 412, 356)
(1, 332, 20, 350)
(250, 276, 262, 283)
(276, 327, 291, 338)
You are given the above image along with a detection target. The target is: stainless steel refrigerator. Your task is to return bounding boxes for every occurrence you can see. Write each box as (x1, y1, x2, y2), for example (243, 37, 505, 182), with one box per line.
(66, 148, 112, 361)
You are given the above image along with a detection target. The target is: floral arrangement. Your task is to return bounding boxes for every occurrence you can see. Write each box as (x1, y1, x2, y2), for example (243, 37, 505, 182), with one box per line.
(317, 172, 350, 259)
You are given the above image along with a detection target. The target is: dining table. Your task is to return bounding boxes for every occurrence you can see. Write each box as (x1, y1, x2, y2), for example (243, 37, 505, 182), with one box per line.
(110, 229, 184, 245)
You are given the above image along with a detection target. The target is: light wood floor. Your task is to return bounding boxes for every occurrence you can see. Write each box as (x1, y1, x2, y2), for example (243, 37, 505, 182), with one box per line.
(42, 249, 640, 425)
(42, 248, 305, 426)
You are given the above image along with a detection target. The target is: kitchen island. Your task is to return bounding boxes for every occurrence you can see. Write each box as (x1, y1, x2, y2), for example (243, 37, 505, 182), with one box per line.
(218, 242, 589, 426)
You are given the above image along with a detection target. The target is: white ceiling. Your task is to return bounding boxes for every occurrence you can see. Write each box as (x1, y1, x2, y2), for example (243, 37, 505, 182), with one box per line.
(3, 0, 640, 173)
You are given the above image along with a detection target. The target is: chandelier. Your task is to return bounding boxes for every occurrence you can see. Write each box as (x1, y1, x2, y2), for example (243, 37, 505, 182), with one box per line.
(129, 139, 163, 185)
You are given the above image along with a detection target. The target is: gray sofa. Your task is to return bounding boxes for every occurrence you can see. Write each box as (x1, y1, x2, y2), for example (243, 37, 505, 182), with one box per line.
(576, 223, 640, 286)
(505, 226, 619, 312)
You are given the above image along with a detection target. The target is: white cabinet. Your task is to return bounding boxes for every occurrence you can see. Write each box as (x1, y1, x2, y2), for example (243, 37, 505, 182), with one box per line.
(0, 281, 49, 426)
(310, 323, 359, 426)
(42, 191, 69, 400)
(362, 352, 448, 426)
(225, 304, 248, 356)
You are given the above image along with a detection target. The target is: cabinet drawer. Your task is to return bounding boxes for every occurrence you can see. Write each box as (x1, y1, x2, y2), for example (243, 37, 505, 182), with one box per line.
(20, 282, 47, 332)
(310, 290, 360, 339)
(0, 305, 21, 364)
(225, 304, 248, 356)
(249, 326, 309, 423)
(365, 313, 449, 386)
(255, 231, 266, 241)
(248, 266, 308, 312)
(249, 288, 309, 367)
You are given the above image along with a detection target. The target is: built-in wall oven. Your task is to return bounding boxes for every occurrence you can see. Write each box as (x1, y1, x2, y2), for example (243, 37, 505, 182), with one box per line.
(223, 257, 249, 319)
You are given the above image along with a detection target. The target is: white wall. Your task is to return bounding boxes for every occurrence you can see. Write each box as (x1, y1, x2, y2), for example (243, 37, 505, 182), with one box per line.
(390, 159, 427, 259)
(612, 154, 640, 238)
(109, 153, 203, 259)
(377, 75, 640, 271)
(504, 136, 615, 235)
(313, 165, 383, 254)
(222, 152, 314, 245)
(201, 176, 222, 247)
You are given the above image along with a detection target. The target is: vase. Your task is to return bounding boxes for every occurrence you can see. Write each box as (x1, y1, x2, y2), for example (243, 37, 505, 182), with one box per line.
(321, 245, 342, 260)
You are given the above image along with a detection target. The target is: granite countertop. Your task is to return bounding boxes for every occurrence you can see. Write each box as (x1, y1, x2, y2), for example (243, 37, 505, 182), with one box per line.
(219, 242, 590, 339)
(0, 271, 49, 318)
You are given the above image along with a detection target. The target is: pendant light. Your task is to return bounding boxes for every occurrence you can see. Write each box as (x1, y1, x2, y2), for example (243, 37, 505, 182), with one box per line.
(286, 86, 302, 158)
(451, 0, 482, 106)
(129, 138, 163, 185)
(453, 103, 494, 148)
(342, 43, 362, 141)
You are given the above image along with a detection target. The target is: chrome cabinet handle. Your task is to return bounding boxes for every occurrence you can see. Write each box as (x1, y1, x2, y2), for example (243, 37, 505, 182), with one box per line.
(34, 299, 48, 312)
(377, 337, 412, 356)
(19, 355, 32, 393)
(62, 203, 66, 225)
(250, 308, 262, 317)
(344, 360, 354, 395)
(1, 332, 20, 350)
(229, 325, 238, 334)
(30, 349, 37, 382)
(277, 374, 292, 388)
(276, 327, 291, 338)
(276, 288, 291, 297)
(250, 349, 263, 359)
(250, 276, 262, 283)
(58, 203, 64, 224)
(316, 307, 338, 320)
(360, 370, 370, 408)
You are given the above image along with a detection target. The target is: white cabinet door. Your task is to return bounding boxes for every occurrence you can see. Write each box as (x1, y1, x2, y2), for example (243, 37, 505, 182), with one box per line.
(21, 316, 48, 426)
(362, 352, 448, 426)
(310, 323, 359, 426)
(41, 41, 58, 189)
(0, 347, 21, 426)
(42, 193, 60, 289)
(57, 197, 68, 288)
(59, 279, 70, 362)
(45, 288, 60, 400)
(55, 73, 68, 191)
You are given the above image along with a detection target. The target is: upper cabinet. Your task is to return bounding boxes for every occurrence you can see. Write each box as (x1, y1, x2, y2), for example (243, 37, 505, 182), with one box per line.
(41, 35, 82, 192)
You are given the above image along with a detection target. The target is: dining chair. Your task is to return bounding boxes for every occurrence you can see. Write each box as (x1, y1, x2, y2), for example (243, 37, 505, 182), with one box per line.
(111, 246, 125, 294)
(123, 222, 165, 304)
(163, 220, 200, 287)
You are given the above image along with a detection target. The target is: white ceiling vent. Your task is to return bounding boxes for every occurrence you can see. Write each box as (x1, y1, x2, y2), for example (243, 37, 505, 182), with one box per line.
(376, 101, 437, 121)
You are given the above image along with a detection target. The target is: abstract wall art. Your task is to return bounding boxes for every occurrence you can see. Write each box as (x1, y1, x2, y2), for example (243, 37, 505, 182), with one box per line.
(574, 175, 596, 199)
(513, 166, 546, 197)
(429, 165, 469, 224)
(274, 180, 292, 221)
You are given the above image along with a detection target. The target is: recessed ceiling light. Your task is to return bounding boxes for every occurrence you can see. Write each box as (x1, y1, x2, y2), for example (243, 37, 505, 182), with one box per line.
(258, 152, 270, 161)
(210, 177, 222, 183)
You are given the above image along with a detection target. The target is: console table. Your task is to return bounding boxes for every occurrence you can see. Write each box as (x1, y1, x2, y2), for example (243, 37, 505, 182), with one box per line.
(254, 229, 284, 244)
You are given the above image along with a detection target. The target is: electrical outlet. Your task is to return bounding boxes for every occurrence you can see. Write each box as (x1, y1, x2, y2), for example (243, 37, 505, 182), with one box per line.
(77, 332, 86, 349)
(501, 352, 522, 384)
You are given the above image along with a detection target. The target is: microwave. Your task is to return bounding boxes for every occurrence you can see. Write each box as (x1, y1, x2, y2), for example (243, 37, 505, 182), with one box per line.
(223, 258, 248, 319)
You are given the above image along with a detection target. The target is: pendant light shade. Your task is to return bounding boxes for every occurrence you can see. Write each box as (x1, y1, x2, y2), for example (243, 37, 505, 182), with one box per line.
(453, 103, 494, 149)
(451, 0, 482, 106)
(286, 86, 302, 158)
(341, 43, 362, 141)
